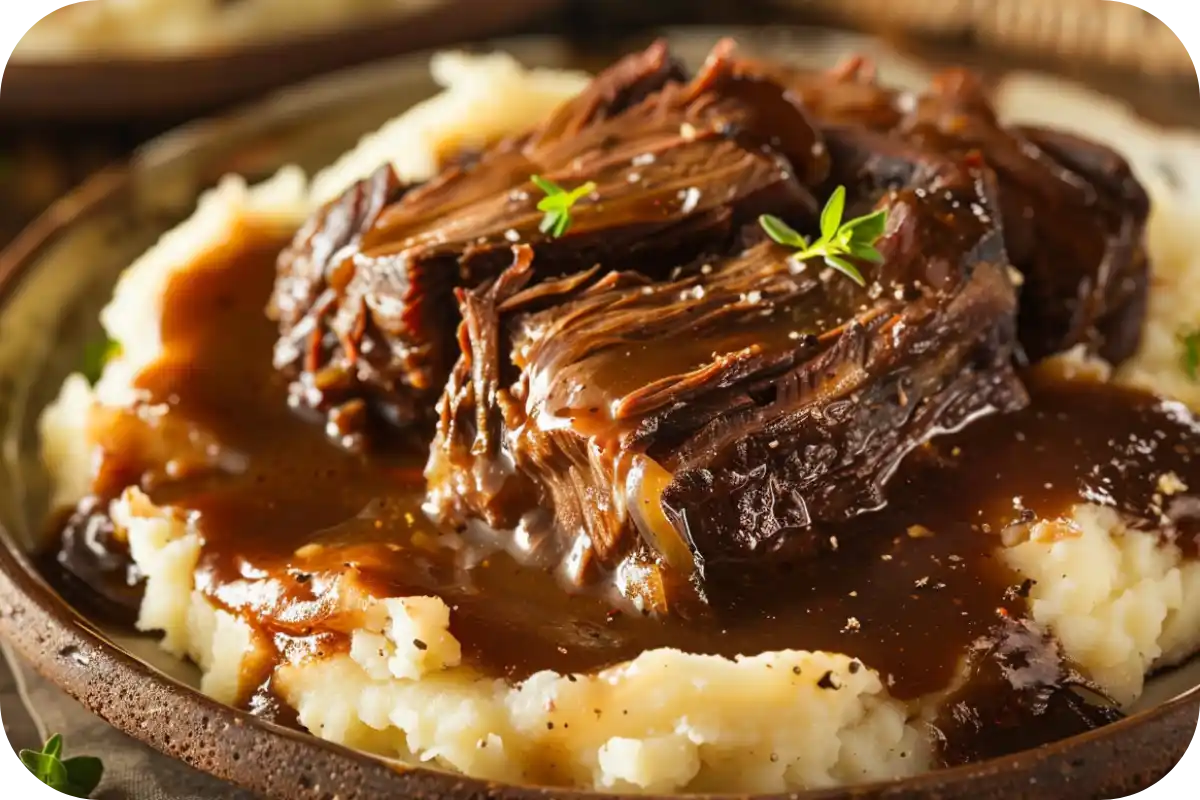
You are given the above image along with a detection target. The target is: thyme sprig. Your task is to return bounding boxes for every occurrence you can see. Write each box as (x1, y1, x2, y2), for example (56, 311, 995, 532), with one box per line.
(531, 175, 597, 238)
(19, 734, 104, 798)
(759, 186, 887, 287)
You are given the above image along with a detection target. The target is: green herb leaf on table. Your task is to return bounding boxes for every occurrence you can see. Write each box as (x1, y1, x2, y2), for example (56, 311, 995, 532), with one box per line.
(82, 336, 121, 386)
(1180, 328, 1200, 381)
(759, 186, 890, 288)
(62, 756, 105, 796)
(19, 734, 104, 797)
(531, 175, 597, 238)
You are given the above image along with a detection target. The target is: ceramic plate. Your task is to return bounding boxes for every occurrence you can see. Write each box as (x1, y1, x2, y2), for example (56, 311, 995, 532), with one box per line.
(0, 27, 1197, 800)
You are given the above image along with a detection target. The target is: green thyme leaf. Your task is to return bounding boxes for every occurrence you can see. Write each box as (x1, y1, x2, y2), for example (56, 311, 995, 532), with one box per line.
(44, 734, 64, 760)
(530, 174, 562, 198)
(841, 208, 888, 243)
(538, 212, 559, 236)
(824, 255, 866, 287)
(1180, 328, 1200, 381)
(21, 750, 69, 788)
(20, 733, 103, 797)
(82, 336, 121, 386)
(63, 756, 105, 796)
(551, 213, 570, 238)
(760, 187, 888, 288)
(531, 175, 596, 239)
(848, 242, 885, 264)
(819, 185, 845, 240)
(759, 214, 809, 249)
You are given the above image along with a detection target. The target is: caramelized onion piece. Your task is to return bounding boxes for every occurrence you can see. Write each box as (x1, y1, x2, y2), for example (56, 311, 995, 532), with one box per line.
(625, 454, 696, 577)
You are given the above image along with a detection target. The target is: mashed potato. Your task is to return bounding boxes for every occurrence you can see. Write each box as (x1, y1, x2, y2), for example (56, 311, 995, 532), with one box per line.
(97, 487, 927, 791)
(38, 53, 1200, 792)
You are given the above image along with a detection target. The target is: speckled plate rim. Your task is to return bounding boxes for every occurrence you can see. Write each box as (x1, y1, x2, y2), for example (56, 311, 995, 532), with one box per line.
(0, 29, 1198, 800)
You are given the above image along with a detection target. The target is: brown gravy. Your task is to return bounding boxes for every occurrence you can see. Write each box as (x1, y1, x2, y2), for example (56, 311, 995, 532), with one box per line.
(49, 228, 1200, 736)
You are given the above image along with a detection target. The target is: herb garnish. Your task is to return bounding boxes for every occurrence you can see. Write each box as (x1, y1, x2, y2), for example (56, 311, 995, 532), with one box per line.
(531, 175, 596, 238)
(759, 186, 887, 287)
(19, 734, 104, 798)
(82, 336, 121, 386)
(1181, 328, 1200, 381)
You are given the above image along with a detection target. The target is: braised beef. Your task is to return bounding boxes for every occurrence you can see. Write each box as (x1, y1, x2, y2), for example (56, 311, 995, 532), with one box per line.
(272, 46, 1150, 445)
(43, 499, 142, 627)
(427, 154, 1026, 610)
(270, 164, 410, 433)
(1009, 124, 1150, 363)
(269, 40, 826, 438)
(932, 616, 1123, 767)
(739, 56, 1151, 364)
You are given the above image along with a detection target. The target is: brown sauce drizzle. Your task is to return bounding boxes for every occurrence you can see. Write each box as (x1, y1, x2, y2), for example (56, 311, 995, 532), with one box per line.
(48, 230, 1200, 742)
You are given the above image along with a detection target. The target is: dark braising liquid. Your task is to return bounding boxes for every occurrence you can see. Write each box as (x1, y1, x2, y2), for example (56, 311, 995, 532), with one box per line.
(49, 229, 1200, 761)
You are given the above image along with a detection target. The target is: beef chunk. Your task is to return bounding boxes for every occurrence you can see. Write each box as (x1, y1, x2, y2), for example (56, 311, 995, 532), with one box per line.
(741, 56, 1152, 365)
(426, 156, 1025, 611)
(1008, 124, 1150, 363)
(269, 40, 827, 439)
(932, 616, 1122, 767)
(269, 164, 410, 432)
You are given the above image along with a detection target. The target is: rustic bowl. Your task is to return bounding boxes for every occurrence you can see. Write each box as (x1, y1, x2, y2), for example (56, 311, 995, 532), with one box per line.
(0, 27, 1197, 800)
(0, 0, 563, 122)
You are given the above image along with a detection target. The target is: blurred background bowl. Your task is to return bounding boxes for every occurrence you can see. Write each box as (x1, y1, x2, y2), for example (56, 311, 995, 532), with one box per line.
(1, 0, 565, 122)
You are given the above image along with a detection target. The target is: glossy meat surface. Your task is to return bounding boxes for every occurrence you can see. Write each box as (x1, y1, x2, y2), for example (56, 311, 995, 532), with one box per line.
(427, 155, 1025, 609)
(747, 55, 1151, 364)
(270, 41, 826, 438)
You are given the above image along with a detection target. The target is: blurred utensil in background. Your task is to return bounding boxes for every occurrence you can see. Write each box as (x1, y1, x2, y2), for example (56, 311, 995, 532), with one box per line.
(771, 0, 1193, 77)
